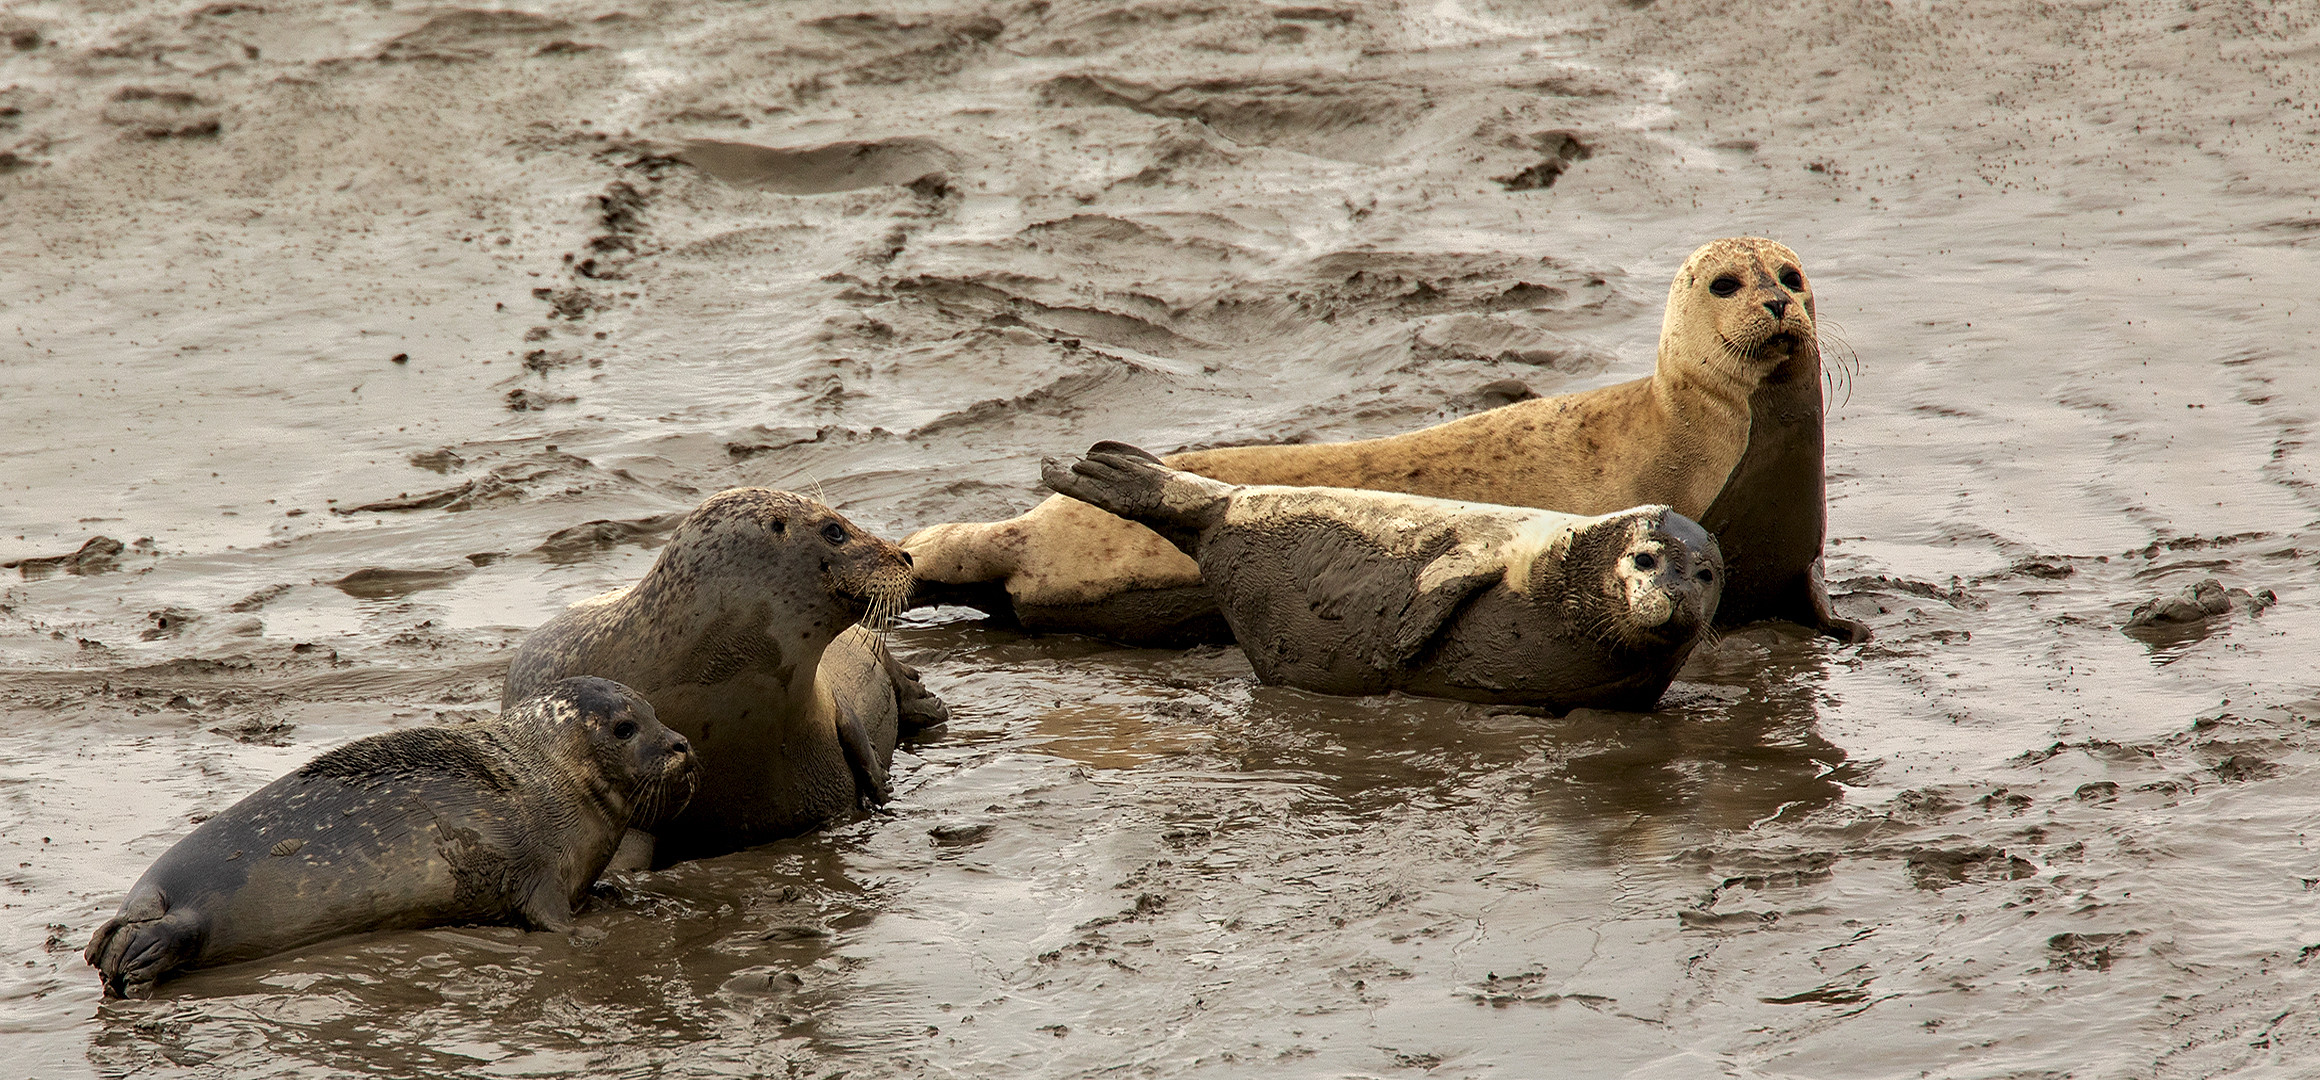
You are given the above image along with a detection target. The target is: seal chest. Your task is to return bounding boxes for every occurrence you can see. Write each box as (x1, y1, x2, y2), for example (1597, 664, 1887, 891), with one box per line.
(1044, 443, 1723, 711)
(84, 677, 697, 999)
(502, 487, 947, 862)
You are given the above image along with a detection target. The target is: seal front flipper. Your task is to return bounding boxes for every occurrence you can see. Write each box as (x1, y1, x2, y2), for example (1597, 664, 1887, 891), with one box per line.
(1040, 442, 1232, 555)
(1381, 538, 1510, 667)
(836, 700, 894, 808)
(85, 888, 205, 1000)
(871, 636, 949, 732)
(515, 877, 578, 935)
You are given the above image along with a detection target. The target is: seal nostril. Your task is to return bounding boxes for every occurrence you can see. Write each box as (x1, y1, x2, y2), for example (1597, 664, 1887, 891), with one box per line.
(899, 549, 914, 568)
(1764, 297, 1788, 318)
(670, 738, 691, 756)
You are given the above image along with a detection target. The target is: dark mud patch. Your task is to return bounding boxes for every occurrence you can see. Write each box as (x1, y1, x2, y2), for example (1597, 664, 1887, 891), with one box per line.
(533, 514, 685, 561)
(1039, 73, 1431, 163)
(678, 137, 955, 195)
(5, 536, 124, 576)
(330, 566, 472, 600)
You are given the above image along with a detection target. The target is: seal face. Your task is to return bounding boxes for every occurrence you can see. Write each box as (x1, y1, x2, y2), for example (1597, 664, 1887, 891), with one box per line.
(84, 677, 696, 999)
(905, 236, 1862, 645)
(502, 488, 944, 862)
(1043, 443, 1723, 711)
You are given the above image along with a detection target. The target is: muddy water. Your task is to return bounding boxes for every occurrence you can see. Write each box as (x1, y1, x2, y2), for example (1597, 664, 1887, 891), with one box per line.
(5, 0, 2320, 1075)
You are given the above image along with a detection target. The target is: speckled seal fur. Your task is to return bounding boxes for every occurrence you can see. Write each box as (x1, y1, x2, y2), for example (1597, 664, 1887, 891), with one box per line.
(907, 236, 1864, 645)
(1045, 443, 1724, 711)
(85, 677, 696, 999)
(502, 488, 943, 863)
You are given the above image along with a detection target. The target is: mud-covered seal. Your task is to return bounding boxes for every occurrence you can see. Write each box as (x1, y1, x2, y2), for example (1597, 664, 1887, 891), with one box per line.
(85, 676, 697, 998)
(1044, 443, 1724, 711)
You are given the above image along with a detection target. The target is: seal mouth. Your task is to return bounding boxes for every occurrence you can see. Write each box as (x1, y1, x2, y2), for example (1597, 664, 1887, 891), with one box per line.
(852, 564, 913, 632)
(630, 752, 701, 829)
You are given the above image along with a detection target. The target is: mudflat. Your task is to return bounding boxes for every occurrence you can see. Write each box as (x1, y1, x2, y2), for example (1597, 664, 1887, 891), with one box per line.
(4, 0, 2317, 1076)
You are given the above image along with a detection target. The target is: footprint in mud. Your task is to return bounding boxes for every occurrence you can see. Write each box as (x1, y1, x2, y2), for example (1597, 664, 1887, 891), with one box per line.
(1902, 845, 2037, 891)
(2121, 576, 2275, 659)
(2047, 931, 2143, 972)
(1494, 130, 1592, 191)
(101, 87, 220, 140)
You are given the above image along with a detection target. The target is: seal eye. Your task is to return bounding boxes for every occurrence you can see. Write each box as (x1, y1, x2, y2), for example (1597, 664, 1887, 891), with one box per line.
(613, 720, 639, 741)
(1779, 267, 1804, 291)
(1631, 552, 1659, 572)
(1696, 568, 1714, 582)
(821, 523, 848, 546)
(1709, 276, 1741, 297)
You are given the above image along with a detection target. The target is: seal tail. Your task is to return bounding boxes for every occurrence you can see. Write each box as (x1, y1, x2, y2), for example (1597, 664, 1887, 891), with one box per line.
(1039, 442, 1231, 556)
(85, 887, 205, 999)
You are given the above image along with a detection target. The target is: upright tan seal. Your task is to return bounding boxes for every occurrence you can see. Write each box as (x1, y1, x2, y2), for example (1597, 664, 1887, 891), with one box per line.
(503, 487, 948, 863)
(86, 677, 698, 999)
(906, 236, 1866, 644)
(1044, 442, 1722, 710)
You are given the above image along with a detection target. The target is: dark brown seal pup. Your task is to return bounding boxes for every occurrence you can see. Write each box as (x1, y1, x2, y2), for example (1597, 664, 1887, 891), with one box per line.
(907, 236, 1864, 645)
(85, 677, 697, 999)
(1043, 443, 1724, 711)
(502, 487, 946, 863)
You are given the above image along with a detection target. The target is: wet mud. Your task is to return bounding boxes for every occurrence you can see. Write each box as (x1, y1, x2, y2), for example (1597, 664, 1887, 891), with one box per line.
(5, 0, 2320, 1076)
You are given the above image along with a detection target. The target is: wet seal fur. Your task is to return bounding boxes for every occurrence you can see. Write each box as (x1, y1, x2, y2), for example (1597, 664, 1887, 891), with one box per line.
(85, 677, 697, 999)
(502, 487, 947, 863)
(1044, 443, 1724, 710)
(907, 236, 1866, 645)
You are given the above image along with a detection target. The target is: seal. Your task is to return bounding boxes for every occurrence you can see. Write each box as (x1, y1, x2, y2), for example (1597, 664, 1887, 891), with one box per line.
(1043, 442, 1724, 710)
(501, 487, 947, 863)
(906, 236, 1865, 644)
(84, 676, 697, 999)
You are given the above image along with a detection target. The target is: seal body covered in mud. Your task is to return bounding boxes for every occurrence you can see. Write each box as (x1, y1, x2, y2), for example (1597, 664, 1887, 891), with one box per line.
(502, 487, 946, 862)
(1044, 443, 1724, 710)
(85, 677, 697, 999)
(908, 236, 1862, 645)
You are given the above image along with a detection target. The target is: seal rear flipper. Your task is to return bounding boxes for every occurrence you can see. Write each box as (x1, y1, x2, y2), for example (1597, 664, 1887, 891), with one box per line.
(1808, 559, 1871, 643)
(1040, 442, 1229, 556)
(836, 701, 894, 808)
(86, 894, 206, 1000)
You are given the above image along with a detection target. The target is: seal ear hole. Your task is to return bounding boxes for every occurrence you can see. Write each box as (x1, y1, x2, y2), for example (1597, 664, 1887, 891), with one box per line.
(613, 720, 638, 741)
(1631, 552, 1659, 572)
(1709, 276, 1741, 297)
(769, 520, 786, 536)
(821, 523, 848, 546)
(1779, 267, 1804, 291)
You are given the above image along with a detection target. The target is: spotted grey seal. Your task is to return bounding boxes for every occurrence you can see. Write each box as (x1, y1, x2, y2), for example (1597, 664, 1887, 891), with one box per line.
(85, 677, 696, 999)
(907, 236, 1864, 645)
(1043, 443, 1724, 710)
(503, 487, 946, 863)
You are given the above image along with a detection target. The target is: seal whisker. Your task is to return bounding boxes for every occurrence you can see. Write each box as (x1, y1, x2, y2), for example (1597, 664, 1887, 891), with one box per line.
(1815, 317, 1860, 409)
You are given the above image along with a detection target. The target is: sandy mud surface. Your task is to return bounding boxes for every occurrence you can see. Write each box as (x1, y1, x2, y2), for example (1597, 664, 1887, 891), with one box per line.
(5, 0, 2320, 1075)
